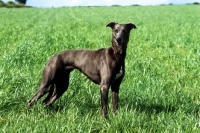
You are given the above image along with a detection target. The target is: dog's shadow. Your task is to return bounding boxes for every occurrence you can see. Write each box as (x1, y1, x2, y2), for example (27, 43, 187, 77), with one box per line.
(119, 95, 177, 114)
(119, 97, 199, 116)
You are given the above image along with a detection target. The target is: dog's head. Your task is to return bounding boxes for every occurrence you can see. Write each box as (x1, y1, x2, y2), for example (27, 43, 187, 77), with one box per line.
(106, 22, 137, 47)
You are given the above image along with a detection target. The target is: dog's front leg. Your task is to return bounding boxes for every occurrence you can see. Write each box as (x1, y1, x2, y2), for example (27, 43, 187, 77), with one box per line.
(100, 83, 110, 118)
(111, 90, 119, 113)
(111, 75, 124, 114)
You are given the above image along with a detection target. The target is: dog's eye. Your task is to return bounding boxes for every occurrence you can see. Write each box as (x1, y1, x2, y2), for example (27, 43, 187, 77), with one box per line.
(114, 29, 118, 33)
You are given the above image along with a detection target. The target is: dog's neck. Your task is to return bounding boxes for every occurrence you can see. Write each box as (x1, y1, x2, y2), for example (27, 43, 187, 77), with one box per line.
(110, 36, 128, 60)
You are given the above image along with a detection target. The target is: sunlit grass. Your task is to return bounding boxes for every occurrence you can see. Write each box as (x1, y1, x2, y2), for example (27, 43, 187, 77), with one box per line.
(0, 5, 200, 132)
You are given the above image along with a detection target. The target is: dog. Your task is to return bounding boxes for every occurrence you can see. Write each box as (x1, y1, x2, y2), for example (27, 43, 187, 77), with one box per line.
(27, 22, 137, 117)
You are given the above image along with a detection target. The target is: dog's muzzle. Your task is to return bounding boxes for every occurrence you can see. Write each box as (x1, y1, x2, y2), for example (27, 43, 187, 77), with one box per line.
(115, 37, 124, 46)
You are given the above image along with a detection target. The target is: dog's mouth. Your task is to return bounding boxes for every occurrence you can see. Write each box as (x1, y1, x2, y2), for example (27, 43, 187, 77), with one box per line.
(116, 41, 125, 47)
(116, 43, 122, 46)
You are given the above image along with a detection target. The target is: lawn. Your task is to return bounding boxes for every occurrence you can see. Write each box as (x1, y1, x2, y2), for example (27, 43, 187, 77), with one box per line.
(0, 5, 200, 132)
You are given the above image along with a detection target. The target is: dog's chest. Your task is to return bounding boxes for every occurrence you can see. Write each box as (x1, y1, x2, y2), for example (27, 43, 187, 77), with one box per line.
(115, 66, 123, 80)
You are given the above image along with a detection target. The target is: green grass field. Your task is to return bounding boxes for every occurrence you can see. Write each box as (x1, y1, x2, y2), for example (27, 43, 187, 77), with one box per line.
(0, 5, 200, 132)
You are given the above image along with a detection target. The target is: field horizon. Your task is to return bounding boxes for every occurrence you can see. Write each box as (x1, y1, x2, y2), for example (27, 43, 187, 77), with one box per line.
(0, 5, 200, 132)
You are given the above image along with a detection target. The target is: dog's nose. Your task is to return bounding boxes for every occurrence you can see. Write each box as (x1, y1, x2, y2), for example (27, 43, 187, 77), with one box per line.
(116, 38, 123, 44)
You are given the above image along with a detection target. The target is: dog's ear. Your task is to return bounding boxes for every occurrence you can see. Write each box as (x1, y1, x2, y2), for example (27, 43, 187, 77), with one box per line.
(106, 22, 118, 29)
(126, 23, 137, 30)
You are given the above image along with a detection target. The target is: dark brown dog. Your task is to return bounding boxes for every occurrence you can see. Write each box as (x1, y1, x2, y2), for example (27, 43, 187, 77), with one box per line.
(27, 22, 137, 117)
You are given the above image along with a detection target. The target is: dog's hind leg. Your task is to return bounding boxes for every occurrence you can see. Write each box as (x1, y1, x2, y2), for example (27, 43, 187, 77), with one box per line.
(27, 59, 60, 107)
(42, 84, 54, 104)
(47, 70, 71, 105)
(27, 82, 53, 107)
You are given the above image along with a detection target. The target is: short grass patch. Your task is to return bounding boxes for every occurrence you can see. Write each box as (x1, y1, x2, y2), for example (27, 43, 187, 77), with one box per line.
(0, 5, 200, 132)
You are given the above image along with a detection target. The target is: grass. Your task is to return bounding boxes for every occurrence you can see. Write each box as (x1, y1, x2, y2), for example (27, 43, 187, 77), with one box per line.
(0, 5, 200, 132)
